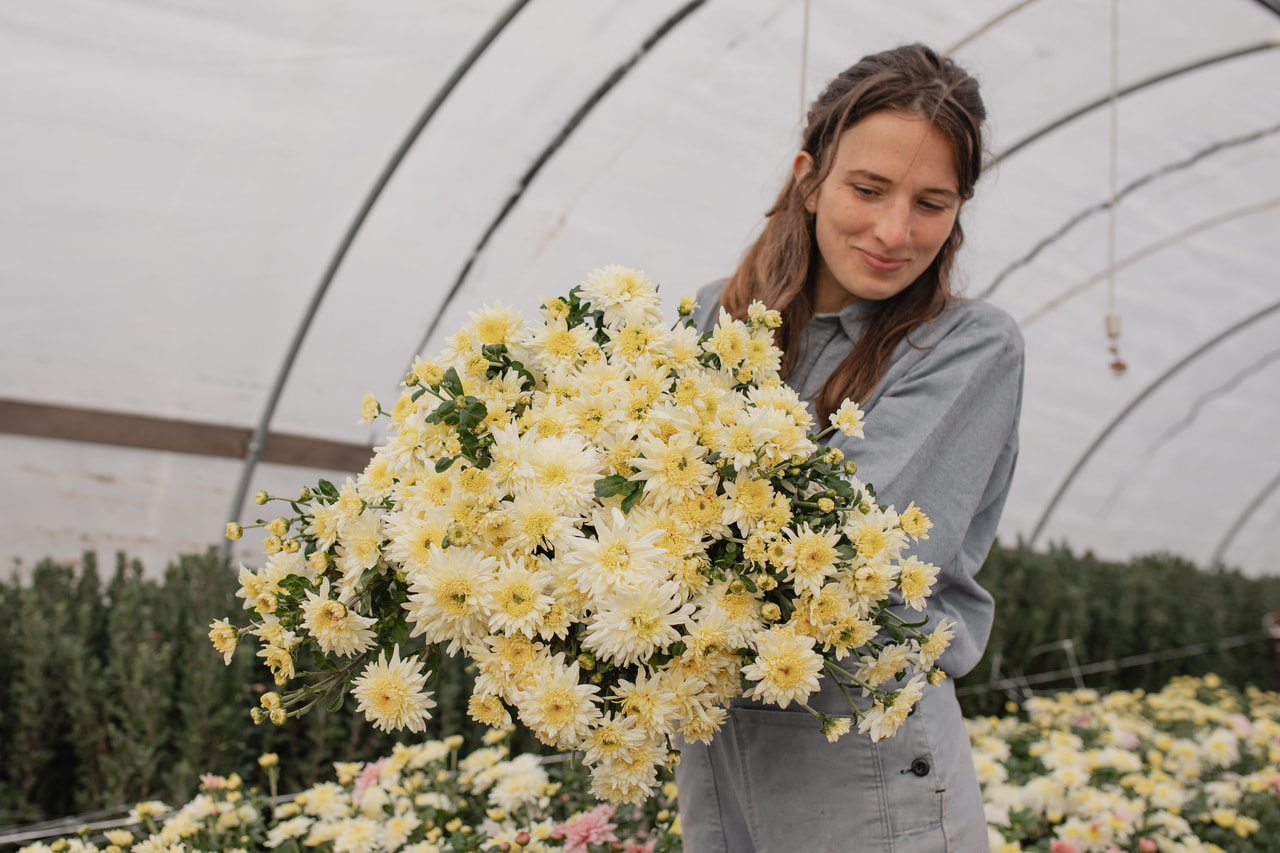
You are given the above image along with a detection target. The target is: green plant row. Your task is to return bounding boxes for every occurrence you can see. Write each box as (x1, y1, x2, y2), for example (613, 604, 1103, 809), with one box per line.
(957, 541, 1280, 717)
(2, 542, 1277, 825)
(0, 551, 497, 827)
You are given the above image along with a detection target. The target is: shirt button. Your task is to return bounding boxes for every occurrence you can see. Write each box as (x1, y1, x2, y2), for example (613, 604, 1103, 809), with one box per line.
(910, 758, 931, 777)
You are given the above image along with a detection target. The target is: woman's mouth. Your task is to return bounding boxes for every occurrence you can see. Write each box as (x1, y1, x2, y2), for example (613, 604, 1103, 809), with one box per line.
(857, 249, 908, 274)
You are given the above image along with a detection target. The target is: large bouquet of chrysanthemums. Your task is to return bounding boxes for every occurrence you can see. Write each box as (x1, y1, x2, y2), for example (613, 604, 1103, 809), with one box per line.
(211, 265, 953, 804)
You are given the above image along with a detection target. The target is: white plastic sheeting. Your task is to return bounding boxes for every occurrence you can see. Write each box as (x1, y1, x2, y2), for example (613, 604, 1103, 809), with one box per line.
(2, 0, 1278, 574)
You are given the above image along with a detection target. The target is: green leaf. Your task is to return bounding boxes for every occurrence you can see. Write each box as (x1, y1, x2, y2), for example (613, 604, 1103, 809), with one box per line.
(457, 399, 488, 432)
(317, 479, 339, 499)
(435, 456, 455, 473)
(594, 474, 632, 498)
(620, 487, 643, 514)
(441, 367, 464, 397)
(327, 690, 345, 712)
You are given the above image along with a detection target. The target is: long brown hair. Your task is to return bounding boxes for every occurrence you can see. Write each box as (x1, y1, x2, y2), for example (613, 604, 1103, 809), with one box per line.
(722, 44, 986, 423)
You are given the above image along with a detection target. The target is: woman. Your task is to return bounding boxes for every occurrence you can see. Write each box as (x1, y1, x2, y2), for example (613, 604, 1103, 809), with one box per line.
(676, 44, 1024, 852)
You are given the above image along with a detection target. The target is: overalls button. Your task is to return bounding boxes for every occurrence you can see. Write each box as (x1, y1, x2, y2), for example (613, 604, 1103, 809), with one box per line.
(909, 758, 931, 777)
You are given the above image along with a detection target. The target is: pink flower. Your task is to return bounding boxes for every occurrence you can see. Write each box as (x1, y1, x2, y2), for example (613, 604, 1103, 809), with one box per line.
(1049, 841, 1081, 853)
(1139, 840, 1158, 853)
(353, 757, 388, 801)
(199, 774, 226, 790)
(1229, 713, 1253, 738)
(554, 804, 619, 853)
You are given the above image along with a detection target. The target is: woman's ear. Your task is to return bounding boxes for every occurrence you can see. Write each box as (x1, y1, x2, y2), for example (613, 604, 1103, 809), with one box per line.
(793, 151, 818, 211)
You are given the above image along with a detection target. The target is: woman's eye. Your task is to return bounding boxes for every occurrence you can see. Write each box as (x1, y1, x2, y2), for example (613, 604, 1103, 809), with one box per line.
(918, 199, 947, 212)
(853, 185, 878, 198)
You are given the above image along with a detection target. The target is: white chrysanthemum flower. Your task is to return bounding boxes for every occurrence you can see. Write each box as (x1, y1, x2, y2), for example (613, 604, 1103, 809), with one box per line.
(332, 817, 383, 853)
(565, 386, 626, 440)
(265, 815, 315, 848)
(560, 507, 671, 598)
(917, 617, 955, 670)
(467, 300, 525, 346)
(383, 507, 450, 575)
(831, 399, 866, 438)
(524, 432, 603, 516)
(610, 669, 681, 738)
(526, 317, 596, 373)
(583, 580, 695, 667)
(380, 812, 422, 851)
(746, 384, 815, 432)
(858, 673, 925, 742)
(334, 509, 385, 585)
(705, 308, 750, 370)
(628, 430, 716, 507)
(487, 753, 550, 814)
(589, 737, 668, 805)
(505, 490, 585, 554)
(350, 646, 436, 734)
(306, 502, 343, 551)
(897, 556, 941, 610)
(697, 581, 767, 650)
(487, 558, 555, 639)
(604, 320, 673, 364)
(741, 628, 824, 709)
(402, 544, 497, 654)
(779, 523, 842, 597)
(855, 643, 916, 688)
(713, 408, 780, 470)
(583, 712, 648, 768)
(580, 265, 663, 327)
(512, 654, 602, 750)
(302, 580, 377, 657)
(471, 632, 540, 701)
(666, 323, 704, 370)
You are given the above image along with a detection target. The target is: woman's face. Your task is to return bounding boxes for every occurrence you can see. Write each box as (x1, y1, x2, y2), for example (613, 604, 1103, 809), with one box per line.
(795, 110, 963, 313)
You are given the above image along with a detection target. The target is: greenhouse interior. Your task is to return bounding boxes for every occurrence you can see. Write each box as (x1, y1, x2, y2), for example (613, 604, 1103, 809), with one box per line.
(3, 1, 1280, 851)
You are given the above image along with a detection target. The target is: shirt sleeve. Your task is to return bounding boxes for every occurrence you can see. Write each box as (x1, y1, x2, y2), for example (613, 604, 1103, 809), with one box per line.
(825, 302, 1025, 676)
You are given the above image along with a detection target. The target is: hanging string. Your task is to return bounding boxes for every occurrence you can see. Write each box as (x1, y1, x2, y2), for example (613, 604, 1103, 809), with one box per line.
(799, 0, 811, 124)
(1106, 0, 1126, 375)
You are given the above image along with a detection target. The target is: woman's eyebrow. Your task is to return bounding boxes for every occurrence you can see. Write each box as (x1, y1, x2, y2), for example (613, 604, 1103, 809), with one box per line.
(845, 168, 960, 199)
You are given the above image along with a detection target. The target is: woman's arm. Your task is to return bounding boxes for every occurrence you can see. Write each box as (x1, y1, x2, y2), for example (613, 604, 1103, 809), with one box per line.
(824, 301, 1025, 676)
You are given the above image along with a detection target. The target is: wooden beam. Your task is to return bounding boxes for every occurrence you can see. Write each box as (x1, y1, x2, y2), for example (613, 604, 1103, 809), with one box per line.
(0, 398, 370, 472)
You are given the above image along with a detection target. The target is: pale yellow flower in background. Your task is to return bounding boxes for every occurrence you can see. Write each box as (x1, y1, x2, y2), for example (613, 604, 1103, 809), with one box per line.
(208, 618, 238, 664)
(741, 628, 824, 708)
(350, 646, 436, 733)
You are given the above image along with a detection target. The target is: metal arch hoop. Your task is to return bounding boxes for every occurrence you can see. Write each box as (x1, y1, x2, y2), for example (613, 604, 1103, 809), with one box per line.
(404, 0, 708, 369)
(1211, 467, 1280, 566)
(224, 0, 534, 548)
(1028, 301, 1280, 548)
(995, 39, 1277, 164)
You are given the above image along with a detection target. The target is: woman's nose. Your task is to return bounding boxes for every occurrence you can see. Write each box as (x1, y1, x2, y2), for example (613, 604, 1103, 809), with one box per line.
(875, 199, 911, 249)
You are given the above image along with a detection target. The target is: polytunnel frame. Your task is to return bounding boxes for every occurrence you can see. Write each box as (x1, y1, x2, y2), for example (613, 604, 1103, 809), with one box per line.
(224, 1, 1280, 571)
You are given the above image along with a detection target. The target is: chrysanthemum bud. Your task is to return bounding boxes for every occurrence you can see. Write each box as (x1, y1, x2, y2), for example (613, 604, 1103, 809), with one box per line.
(269, 708, 287, 726)
(756, 573, 778, 592)
(761, 602, 782, 621)
(844, 461, 858, 476)
(309, 551, 330, 572)
(254, 490, 269, 505)
(250, 707, 265, 725)
(445, 522, 472, 547)
(927, 669, 948, 686)
(263, 535, 282, 554)
(298, 486, 312, 501)
(665, 749, 682, 770)
(577, 652, 596, 672)
(817, 497, 835, 513)
(260, 692, 281, 711)
(677, 295, 698, 317)
(258, 752, 279, 769)
(225, 522, 243, 541)
(268, 517, 288, 537)
(282, 538, 300, 553)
